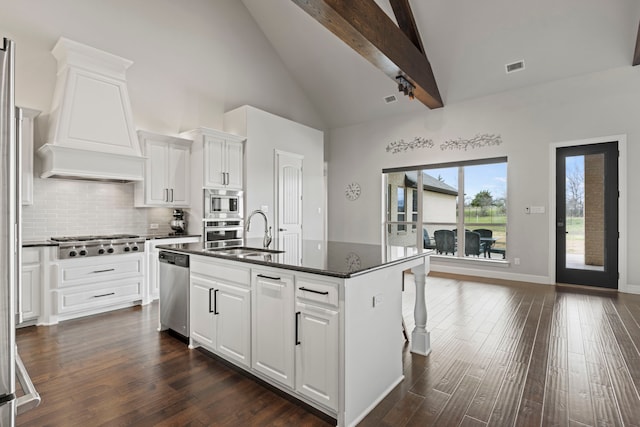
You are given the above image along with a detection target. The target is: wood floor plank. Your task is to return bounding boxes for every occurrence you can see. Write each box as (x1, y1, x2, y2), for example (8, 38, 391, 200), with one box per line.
(515, 299, 553, 427)
(542, 294, 570, 426)
(430, 374, 481, 426)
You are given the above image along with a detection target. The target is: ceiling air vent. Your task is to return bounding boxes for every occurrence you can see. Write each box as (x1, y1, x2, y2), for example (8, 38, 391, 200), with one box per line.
(383, 95, 398, 104)
(505, 60, 525, 74)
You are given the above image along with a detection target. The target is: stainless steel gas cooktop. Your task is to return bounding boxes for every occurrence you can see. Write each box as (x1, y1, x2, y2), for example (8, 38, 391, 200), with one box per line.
(50, 234, 146, 259)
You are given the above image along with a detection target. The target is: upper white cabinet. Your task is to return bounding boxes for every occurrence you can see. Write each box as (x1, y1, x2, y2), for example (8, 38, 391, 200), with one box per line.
(135, 131, 192, 207)
(204, 135, 244, 189)
(180, 128, 246, 234)
(19, 107, 40, 206)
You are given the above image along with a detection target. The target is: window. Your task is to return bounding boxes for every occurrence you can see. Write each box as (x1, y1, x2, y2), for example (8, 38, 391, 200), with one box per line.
(397, 187, 406, 232)
(383, 157, 508, 260)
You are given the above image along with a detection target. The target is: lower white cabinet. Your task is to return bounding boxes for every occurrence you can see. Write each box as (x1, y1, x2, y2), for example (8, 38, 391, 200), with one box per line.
(295, 301, 339, 411)
(251, 269, 295, 388)
(19, 247, 42, 325)
(189, 257, 340, 415)
(190, 258, 251, 368)
(52, 253, 144, 322)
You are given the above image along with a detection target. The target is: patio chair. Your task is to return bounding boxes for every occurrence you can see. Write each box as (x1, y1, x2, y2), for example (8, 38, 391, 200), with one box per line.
(473, 228, 493, 257)
(423, 228, 436, 250)
(434, 230, 455, 255)
(465, 231, 482, 257)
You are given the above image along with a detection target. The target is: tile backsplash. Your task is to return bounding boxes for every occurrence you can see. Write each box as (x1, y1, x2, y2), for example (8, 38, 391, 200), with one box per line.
(22, 178, 177, 240)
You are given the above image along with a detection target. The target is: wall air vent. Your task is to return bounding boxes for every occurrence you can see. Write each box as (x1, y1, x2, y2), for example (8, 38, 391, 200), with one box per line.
(505, 60, 525, 74)
(383, 95, 398, 104)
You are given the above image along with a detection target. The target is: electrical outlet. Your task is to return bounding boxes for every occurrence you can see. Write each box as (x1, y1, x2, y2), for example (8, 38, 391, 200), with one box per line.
(514, 257, 521, 265)
(149, 223, 159, 229)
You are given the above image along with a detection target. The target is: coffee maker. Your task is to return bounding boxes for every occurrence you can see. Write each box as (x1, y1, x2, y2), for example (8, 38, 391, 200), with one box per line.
(169, 209, 187, 235)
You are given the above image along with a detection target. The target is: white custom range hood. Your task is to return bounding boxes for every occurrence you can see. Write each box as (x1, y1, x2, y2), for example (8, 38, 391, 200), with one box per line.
(38, 38, 144, 182)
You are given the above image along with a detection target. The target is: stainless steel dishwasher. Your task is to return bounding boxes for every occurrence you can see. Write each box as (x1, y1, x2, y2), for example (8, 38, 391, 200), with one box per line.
(159, 251, 190, 339)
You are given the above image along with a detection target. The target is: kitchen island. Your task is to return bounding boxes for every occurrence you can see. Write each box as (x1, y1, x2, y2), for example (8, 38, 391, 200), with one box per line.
(157, 240, 431, 427)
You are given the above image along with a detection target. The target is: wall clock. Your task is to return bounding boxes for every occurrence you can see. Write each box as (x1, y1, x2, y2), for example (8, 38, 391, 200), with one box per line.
(345, 252, 361, 272)
(345, 182, 361, 201)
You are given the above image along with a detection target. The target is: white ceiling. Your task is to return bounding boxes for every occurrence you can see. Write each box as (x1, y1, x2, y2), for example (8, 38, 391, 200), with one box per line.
(242, 0, 640, 130)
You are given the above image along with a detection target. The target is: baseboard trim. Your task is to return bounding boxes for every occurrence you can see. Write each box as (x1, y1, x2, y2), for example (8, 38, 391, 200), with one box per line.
(429, 264, 551, 285)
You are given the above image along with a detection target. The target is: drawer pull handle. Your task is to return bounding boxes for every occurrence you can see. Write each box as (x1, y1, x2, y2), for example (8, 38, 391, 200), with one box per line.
(213, 289, 219, 315)
(299, 287, 329, 295)
(257, 274, 281, 281)
(92, 268, 116, 274)
(93, 292, 115, 298)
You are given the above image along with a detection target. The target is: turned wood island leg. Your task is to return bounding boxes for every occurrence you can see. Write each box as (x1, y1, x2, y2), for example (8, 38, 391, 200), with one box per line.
(410, 261, 431, 356)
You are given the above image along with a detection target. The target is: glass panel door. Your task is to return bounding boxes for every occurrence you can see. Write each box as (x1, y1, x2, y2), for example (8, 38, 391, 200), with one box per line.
(556, 142, 618, 288)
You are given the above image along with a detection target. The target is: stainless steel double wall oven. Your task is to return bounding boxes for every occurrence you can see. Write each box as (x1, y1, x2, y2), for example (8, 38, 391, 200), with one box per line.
(203, 189, 244, 248)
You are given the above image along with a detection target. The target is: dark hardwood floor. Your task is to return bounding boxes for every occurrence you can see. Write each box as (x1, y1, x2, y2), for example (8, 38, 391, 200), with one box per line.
(16, 274, 640, 426)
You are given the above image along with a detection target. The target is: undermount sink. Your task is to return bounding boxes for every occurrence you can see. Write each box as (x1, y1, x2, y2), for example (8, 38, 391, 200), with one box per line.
(208, 247, 283, 257)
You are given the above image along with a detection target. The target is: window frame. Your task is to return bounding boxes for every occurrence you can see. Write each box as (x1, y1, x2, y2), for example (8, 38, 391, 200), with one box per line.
(383, 157, 508, 260)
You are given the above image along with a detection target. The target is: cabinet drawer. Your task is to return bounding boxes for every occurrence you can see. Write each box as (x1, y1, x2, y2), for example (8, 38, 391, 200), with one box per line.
(191, 258, 250, 287)
(295, 277, 339, 307)
(22, 248, 40, 264)
(59, 256, 143, 285)
(58, 278, 142, 313)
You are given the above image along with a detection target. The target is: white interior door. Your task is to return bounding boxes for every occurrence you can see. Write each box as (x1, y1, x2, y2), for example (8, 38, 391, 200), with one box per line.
(276, 151, 303, 264)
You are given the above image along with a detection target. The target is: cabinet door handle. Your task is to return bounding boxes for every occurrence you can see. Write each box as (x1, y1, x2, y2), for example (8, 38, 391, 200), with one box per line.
(92, 268, 115, 274)
(208, 288, 214, 313)
(164, 188, 169, 202)
(93, 292, 115, 298)
(295, 311, 301, 345)
(170, 188, 174, 202)
(257, 274, 281, 281)
(299, 287, 329, 295)
(213, 289, 219, 315)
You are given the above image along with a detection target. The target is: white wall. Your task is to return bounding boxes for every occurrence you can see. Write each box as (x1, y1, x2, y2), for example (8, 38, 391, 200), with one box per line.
(224, 105, 325, 241)
(1, 0, 325, 238)
(328, 66, 640, 290)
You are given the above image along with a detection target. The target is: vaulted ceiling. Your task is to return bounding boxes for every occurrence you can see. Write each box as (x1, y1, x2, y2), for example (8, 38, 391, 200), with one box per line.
(242, 0, 640, 129)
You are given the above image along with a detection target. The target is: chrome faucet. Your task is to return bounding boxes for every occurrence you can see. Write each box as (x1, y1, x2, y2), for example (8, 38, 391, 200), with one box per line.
(246, 209, 272, 248)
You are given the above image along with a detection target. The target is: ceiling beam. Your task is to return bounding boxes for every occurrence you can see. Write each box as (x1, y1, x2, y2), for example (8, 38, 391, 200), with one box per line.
(291, 0, 443, 109)
(634, 20, 640, 66)
(389, 0, 424, 55)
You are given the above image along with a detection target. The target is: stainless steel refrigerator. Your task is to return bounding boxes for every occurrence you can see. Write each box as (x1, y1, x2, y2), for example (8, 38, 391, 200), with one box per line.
(1, 37, 40, 427)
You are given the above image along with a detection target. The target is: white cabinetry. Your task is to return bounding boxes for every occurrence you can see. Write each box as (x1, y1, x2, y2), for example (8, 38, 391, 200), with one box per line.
(190, 257, 251, 368)
(251, 268, 295, 388)
(135, 131, 192, 207)
(19, 107, 40, 206)
(145, 236, 200, 302)
(180, 128, 246, 235)
(53, 254, 144, 322)
(19, 247, 42, 325)
(204, 135, 244, 189)
(294, 276, 339, 411)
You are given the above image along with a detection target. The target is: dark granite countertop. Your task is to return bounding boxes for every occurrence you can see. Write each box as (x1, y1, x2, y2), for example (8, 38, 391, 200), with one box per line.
(22, 240, 58, 247)
(156, 240, 431, 278)
(142, 233, 201, 240)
